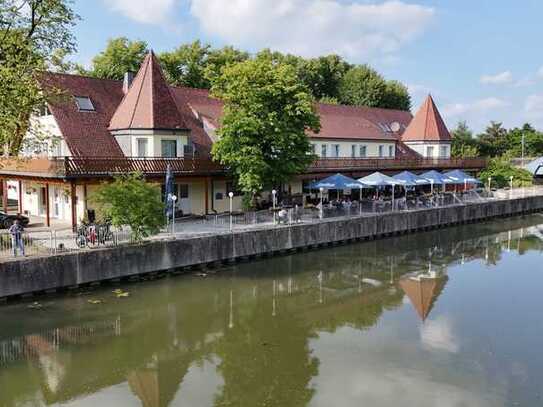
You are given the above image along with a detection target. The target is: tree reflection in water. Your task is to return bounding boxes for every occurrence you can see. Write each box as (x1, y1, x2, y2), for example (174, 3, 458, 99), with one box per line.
(0, 215, 542, 407)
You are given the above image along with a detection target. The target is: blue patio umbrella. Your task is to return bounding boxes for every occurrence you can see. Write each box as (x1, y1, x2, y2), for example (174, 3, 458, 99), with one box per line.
(310, 173, 366, 190)
(358, 172, 399, 187)
(420, 170, 454, 184)
(358, 172, 400, 204)
(393, 171, 431, 187)
(164, 164, 175, 219)
(525, 157, 543, 176)
(443, 169, 481, 184)
(420, 170, 454, 193)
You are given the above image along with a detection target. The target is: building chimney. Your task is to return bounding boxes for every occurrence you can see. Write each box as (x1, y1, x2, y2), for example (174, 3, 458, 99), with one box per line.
(123, 71, 135, 94)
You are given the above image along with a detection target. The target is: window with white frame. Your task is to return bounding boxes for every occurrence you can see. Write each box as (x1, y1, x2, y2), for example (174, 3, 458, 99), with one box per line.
(321, 144, 327, 158)
(440, 145, 448, 158)
(310, 144, 316, 154)
(379, 145, 384, 157)
(388, 145, 394, 157)
(351, 145, 356, 158)
(359, 145, 367, 158)
(332, 144, 340, 158)
(137, 138, 148, 157)
(161, 140, 177, 158)
(427, 146, 435, 157)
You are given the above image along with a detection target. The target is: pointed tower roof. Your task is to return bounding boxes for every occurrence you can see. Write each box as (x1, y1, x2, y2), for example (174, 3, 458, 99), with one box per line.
(109, 51, 186, 131)
(399, 274, 448, 321)
(401, 95, 451, 142)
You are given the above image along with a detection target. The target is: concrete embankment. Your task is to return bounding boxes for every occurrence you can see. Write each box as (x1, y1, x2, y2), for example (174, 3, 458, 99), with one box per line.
(1, 195, 543, 300)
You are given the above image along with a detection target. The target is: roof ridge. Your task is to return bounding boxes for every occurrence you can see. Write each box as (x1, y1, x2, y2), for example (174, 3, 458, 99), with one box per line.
(42, 71, 123, 83)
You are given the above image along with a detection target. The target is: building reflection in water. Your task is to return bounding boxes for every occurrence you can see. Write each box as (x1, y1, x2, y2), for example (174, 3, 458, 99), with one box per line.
(399, 268, 449, 322)
(0, 216, 542, 407)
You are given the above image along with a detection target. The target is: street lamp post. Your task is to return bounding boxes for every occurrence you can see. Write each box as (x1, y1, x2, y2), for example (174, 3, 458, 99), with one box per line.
(271, 189, 277, 224)
(228, 192, 234, 232)
(170, 195, 177, 234)
(319, 187, 324, 219)
(522, 134, 525, 168)
(391, 183, 395, 212)
(510, 176, 514, 199)
(359, 184, 363, 216)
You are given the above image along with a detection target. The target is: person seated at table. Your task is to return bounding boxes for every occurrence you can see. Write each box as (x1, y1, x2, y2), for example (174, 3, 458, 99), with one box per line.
(278, 208, 288, 224)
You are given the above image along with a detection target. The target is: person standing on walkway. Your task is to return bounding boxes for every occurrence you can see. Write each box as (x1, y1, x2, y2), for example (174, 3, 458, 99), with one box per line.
(9, 219, 25, 257)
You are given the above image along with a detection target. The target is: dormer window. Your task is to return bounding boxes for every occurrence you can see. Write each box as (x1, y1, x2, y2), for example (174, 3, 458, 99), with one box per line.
(74, 96, 95, 112)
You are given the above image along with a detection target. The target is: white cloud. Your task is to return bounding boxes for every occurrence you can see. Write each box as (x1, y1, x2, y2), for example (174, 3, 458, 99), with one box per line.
(189, 0, 435, 60)
(537, 66, 543, 78)
(443, 97, 509, 118)
(480, 71, 513, 85)
(104, 0, 177, 24)
(525, 94, 543, 118)
(420, 316, 459, 353)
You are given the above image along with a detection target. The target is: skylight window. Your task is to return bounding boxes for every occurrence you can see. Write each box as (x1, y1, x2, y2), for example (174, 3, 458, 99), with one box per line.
(74, 96, 95, 111)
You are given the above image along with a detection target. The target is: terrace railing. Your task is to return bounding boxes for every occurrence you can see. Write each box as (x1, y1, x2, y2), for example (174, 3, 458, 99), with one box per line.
(63, 156, 225, 177)
(1, 156, 487, 178)
(309, 157, 488, 172)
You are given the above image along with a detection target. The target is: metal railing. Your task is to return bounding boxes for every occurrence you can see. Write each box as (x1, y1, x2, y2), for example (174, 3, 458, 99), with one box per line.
(2, 186, 543, 261)
(0, 227, 135, 260)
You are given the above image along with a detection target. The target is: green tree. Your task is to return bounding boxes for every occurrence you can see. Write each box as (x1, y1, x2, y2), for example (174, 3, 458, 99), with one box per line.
(204, 45, 249, 85)
(382, 80, 411, 111)
(80, 37, 148, 80)
(479, 157, 533, 188)
(91, 173, 165, 241)
(296, 55, 351, 100)
(505, 123, 543, 158)
(159, 40, 211, 88)
(477, 121, 509, 157)
(338, 65, 387, 108)
(451, 121, 479, 158)
(211, 59, 320, 194)
(0, 0, 78, 155)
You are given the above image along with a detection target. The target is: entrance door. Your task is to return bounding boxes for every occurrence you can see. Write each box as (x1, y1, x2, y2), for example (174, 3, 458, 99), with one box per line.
(53, 188, 61, 218)
(178, 184, 191, 214)
(39, 187, 47, 216)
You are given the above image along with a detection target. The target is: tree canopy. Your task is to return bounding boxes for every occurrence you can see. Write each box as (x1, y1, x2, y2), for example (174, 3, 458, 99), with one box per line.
(211, 59, 320, 193)
(79, 37, 148, 80)
(78, 38, 412, 111)
(450, 120, 543, 159)
(91, 173, 165, 241)
(0, 0, 78, 155)
(337, 65, 411, 110)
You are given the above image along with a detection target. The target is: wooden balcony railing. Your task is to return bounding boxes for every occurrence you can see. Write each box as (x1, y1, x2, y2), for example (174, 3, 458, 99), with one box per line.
(63, 156, 225, 177)
(308, 157, 488, 172)
(0, 156, 488, 179)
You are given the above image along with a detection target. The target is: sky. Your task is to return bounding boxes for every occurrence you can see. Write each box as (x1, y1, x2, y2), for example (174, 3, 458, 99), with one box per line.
(71, 0, 543, 132)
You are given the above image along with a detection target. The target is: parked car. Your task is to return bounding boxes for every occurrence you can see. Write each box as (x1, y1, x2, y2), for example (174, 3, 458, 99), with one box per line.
(0, 212, 30, 229)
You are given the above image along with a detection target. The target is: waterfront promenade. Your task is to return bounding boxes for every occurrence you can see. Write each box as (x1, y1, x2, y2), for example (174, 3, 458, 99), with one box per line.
(1, 188, 543, 300)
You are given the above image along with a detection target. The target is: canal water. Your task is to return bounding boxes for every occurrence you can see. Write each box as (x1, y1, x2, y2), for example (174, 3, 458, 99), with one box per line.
(1, 215, 543, 407)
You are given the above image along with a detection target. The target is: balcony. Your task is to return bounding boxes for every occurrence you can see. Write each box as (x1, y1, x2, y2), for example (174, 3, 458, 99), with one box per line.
(0, 156, 225, 179)
(308, 157, 488, 173)
(0, 156, 488, 180)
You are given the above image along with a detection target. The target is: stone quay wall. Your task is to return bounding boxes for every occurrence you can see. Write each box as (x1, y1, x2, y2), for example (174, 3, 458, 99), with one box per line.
(1, 195, 542, 299)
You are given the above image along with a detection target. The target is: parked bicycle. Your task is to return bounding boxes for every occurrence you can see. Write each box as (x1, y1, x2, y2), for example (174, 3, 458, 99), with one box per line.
(75, 221, 115, 248)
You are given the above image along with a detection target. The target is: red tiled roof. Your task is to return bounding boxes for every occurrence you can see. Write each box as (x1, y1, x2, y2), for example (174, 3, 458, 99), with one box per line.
(40, 73, 125, 157)
(109, 51, 186, 131)
(312, 103, 412, 141)
(177, 89, 413, 141)
(401, 95, 451, 142)
(40, 67, 417, 158)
